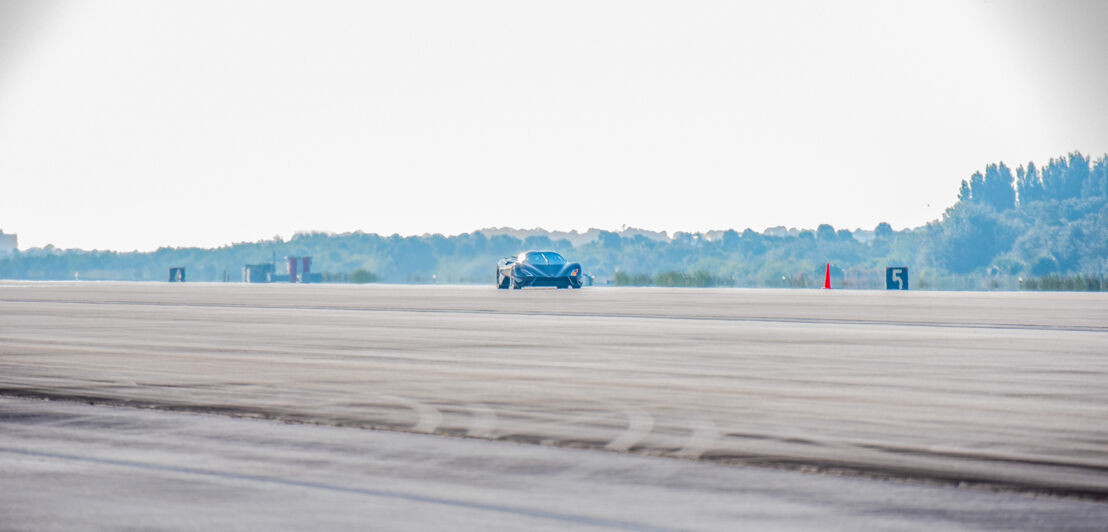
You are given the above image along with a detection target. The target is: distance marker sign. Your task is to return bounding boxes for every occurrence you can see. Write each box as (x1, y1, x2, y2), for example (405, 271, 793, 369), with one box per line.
(886, 267, 908, 290)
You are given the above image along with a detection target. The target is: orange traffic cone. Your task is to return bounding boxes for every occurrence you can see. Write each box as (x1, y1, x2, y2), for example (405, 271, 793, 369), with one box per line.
(823, 263, 832, 289)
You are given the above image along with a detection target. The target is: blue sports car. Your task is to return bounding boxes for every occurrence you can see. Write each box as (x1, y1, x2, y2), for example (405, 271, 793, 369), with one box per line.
(497, 250, 583, 289)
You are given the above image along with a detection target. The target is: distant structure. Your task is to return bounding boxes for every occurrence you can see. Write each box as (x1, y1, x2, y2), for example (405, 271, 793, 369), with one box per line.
(0, 230, 17, 253)
(286, 256, 318, 283)
(241, 256, 320, 283)
(242, 263, 275, 283)
(168, 267, 186, 282)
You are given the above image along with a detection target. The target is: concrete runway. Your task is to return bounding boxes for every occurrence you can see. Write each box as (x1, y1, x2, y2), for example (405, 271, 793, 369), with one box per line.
(5, 396, 1107, 532)
(2, 282, 1107, 528)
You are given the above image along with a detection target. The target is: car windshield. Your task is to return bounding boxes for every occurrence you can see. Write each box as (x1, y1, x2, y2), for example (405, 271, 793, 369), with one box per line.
(521, 252, 566, 265)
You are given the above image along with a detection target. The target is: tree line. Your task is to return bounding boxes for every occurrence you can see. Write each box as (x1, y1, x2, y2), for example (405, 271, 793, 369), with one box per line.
(1, 151, 1105, 290)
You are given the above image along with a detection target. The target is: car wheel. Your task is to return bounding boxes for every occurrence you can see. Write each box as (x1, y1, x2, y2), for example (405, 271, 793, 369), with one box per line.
(496, 271, 508, 289)
(510, 277, 522, 290)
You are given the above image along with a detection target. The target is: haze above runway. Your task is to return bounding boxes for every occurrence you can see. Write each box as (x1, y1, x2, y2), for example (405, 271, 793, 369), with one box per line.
(2, 282, 1107, 529)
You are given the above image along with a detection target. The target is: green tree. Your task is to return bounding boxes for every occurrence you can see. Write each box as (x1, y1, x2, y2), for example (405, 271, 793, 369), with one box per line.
(350, 268, 378, 283)
(874, 222, 894, 239)
(927, 202, 1018, 274)
(1017, 162, 1044, 205)
(968, 171, 985, 204)
(1082, 155, 1108, 198)
(983, 162, 1016, 211)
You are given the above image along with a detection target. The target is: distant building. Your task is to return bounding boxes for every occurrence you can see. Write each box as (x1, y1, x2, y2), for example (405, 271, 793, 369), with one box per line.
(242, 263, 275, 283)
(286, 256, 320, 283)
(0, 230, 17, 253)
(242, 257, 321, 283)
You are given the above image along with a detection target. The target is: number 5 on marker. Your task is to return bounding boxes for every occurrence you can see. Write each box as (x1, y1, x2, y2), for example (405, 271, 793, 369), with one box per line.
(886, 267, 908, 290)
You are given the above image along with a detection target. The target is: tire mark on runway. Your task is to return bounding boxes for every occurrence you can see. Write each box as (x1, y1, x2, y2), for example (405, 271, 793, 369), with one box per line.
(675, 418, 720, 459)
(6, 391, 1108, 500)
(465, 404, 498, 438)
(605, 409, 654, 452)
(491, 410, 615, 441)
(0, 446, 681, 532)
(379, 395, 442, 434)
(6, 298, 1106, 333)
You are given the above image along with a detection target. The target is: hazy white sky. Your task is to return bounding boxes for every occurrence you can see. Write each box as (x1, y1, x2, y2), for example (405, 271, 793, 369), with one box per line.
(1, 0, 1106, 251)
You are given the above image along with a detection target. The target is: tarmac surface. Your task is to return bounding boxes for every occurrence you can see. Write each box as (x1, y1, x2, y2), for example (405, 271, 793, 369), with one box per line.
(2, 282, 1107, 529)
